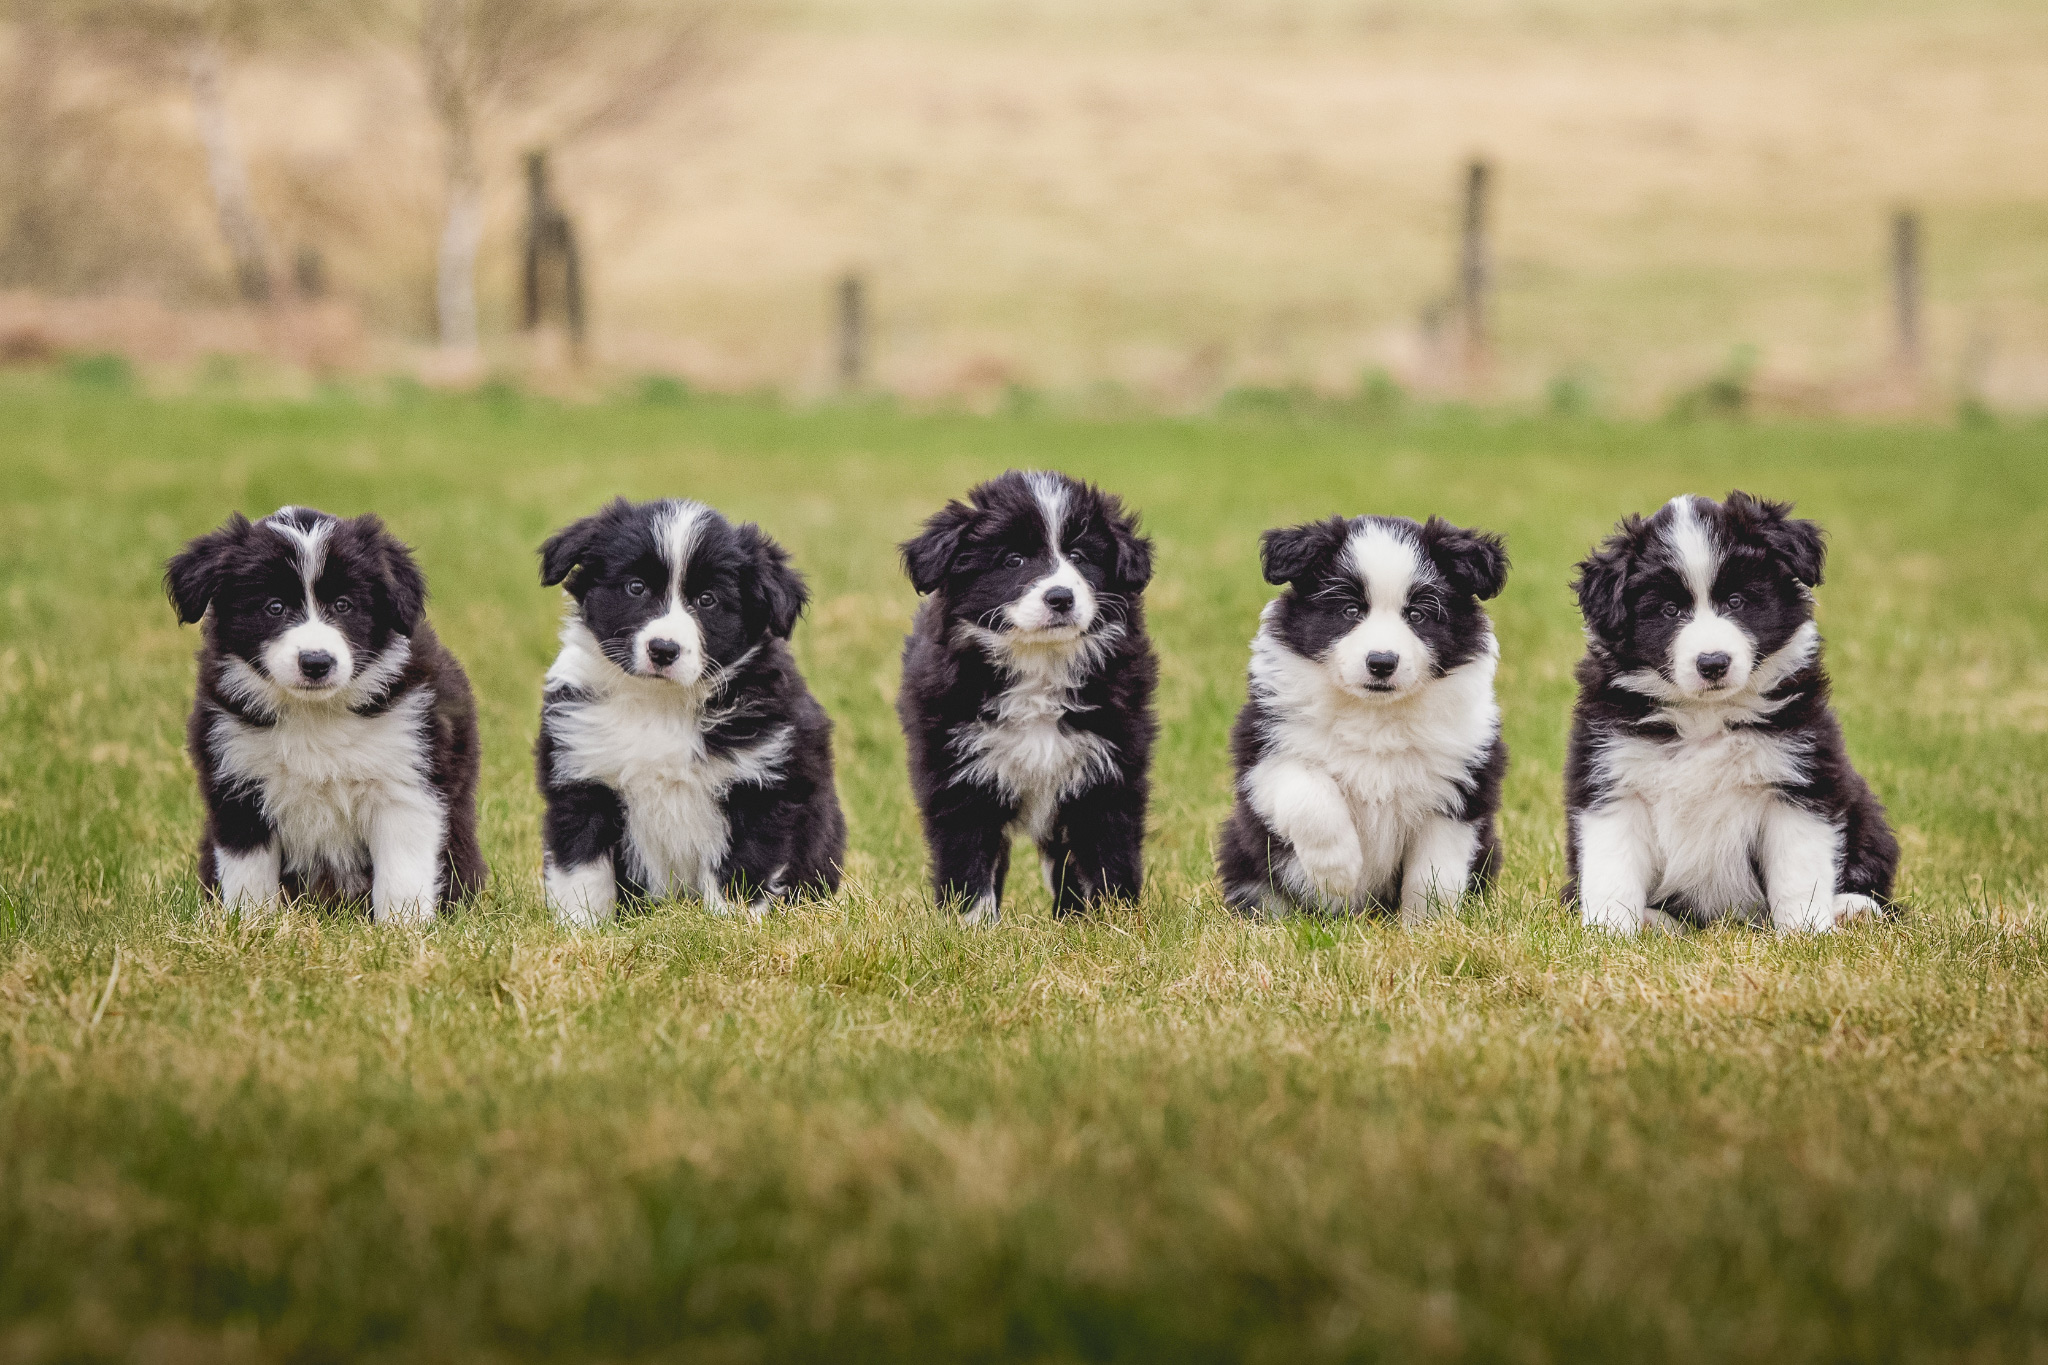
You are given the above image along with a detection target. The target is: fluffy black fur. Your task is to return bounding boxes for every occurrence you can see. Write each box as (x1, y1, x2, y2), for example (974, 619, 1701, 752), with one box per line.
(1564, 490, 1898, 932)
(534, 498, 844, 921)
(166, 507, 485, 918)
(896, 470, 1158, 920)
(1215, 514, 1509, 917)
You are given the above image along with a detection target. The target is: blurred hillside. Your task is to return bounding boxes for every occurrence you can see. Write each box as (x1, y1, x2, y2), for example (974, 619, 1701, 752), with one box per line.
(3, 0, 2045, 411)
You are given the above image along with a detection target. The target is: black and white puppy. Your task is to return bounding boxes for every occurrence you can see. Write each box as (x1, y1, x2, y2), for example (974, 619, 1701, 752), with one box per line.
(166, 507, 487, 921)
(1565, 491, 1898, 934)
(535, 498, 845, 924)
(1215, 515, 1509, 920)
(897, 470, 1157, 923)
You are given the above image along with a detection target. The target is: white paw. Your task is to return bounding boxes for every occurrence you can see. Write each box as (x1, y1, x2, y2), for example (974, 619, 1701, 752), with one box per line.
(374, 896, 437, 927)
(1832, 893, 1880, 925)
(551, 897, 613, 929)
(1581, 901, 1644, 936)
(959, 893, 1001, 927)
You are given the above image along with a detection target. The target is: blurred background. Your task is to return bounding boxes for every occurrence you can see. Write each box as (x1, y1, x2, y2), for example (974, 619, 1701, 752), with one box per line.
(1, 0, 2043, 416)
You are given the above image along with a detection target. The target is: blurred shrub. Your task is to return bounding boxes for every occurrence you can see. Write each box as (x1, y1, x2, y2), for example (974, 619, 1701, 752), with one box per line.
(63, 351, 132, 391)
(636, 373, 691, 406)
(1667, 345, 1759, 422)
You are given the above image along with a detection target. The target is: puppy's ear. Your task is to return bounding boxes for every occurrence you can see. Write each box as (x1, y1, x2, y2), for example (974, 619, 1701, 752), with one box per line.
(164, 512, 252, 624)
(539, 499, 625, 593)
(739, 523, 808, 639)
(1727, 489, 1826, 588)
(900, 500, 977, 595)
(1259, 516, 1350, 586)
(1572, 515, 1647, 643)
(1109, 500, 1154, 590)
(1420, 517, 1510, 601)
(355, 514, 428, 634)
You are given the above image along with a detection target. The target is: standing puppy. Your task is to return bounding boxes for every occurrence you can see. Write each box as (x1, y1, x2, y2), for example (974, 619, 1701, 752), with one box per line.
(897, 470, 1157, 923)
(1565, 492, 1898, 934)
(1216, 515, 1509, 920)
(535, 498, 845, 924)
(166, 507, 486, 921)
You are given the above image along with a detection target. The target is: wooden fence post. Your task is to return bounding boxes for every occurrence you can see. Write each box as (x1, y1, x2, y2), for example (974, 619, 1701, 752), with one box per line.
(1458, 159, 1491, 378)
(1891, 208, 1922, 374)
(837, 274, 866, 389)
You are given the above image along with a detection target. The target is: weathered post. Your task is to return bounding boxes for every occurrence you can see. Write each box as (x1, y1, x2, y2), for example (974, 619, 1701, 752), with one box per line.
(522, 150, 586, 360)
(1458, 158, 1491, 379)
(1891, 208, 1922, 375)
(837, 274, 866, 389)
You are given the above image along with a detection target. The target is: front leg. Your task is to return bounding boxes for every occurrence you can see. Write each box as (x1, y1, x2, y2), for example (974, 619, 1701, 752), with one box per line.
(1576, 801, 1656, 935)
(717, 783, 807, 920)
(924, 784, 1015, 924)
(1761, 799, 1844, 933)
(1398, 814, 1481, 927)
(1246, 758, 1362, 911)
(541, 780, 625, 928)
(369, 796, 447, 926)
(1046, 779, 1146, 914)
(202, 783, 280, 914)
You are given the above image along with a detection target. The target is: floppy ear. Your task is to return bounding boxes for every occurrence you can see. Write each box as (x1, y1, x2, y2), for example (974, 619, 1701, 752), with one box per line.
(1420, 517, 1510, 601)
(356, 515, 428, 634)
(739, 523, 808, 639)
(1572, 515, 1646, 643)
(1727, 489, 1826, 588)
(539, 499, 626, 594)
(1259, 516, 1350, 586)
(1109, 504, 1154, 590)
(164, 512, 252, 624)
(900, 500, 978, 596)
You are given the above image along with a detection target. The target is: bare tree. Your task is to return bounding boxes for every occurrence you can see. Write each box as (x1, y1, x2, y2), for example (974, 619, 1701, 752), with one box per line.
(44, 0, 350, 303)
(405, 0, 720, 360)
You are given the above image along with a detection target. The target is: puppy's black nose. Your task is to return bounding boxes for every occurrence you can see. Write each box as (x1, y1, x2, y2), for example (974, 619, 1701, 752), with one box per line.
(646, 638, 683, 667)
(1044, 586, 1075, 613)
(297, 649, 334, 682)
(1696, 651, 1732, 683)
(1366, 650, 1400, 680)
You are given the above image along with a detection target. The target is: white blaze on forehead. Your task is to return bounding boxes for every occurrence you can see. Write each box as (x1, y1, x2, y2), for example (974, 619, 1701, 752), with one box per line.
(266, 507, 335, 596)
(1024, 471, 1070, 557)
(652, 500, 708, 604)
(1665, 495, 1720, 607)
(1341, 522, 1433, 607)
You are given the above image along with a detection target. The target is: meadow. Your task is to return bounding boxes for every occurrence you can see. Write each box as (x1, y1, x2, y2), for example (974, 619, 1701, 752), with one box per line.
(2, 380, 2047, 1360)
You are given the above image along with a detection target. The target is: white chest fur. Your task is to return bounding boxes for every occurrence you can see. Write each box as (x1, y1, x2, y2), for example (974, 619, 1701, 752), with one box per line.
(548, 683, 792, 900)
(1244, 627, 1499, 900)
(949, 632, 1119, 843)
(209, 690, 439, 890)
(1592, 721, 1810, 916)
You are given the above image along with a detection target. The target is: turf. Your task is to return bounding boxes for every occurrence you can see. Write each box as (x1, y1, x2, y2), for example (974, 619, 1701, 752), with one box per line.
(2, 381, 2046, 1362)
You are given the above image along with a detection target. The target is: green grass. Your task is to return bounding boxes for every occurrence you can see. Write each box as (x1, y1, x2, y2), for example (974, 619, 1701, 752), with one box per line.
(3, 382, 2048, 1362)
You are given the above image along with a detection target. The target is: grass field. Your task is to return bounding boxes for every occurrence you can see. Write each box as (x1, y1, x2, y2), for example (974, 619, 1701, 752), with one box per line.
(3, 382, 2048, 1361)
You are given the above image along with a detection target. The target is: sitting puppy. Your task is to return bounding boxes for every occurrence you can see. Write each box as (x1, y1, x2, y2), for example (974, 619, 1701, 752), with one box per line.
(535, 498, 844, 924)
(165, 507, 486, 921)
(897, 470, 1157, 923)
(1216, 514, 1509, 920)
(1565, 492, 1898, 933)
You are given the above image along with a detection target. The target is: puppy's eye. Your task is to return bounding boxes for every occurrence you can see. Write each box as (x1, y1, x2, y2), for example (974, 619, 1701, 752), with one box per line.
(1404, 607, 1427, 625)
(1343, 605, 1362, 620)
(1725, 593, 1745, 610)
(1005, 554, 1027, 569)
(1661, 602, 1682, 619)
(696, 591, 717, 608)
(330, 596, 352, 615)
(625, 579, 648, 598)
(265, 599, 286, 617)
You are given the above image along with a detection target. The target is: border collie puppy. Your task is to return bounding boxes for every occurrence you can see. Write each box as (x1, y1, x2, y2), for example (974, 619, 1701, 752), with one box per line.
(165, 507, 486, 922)
(1215, 515, 1509, 921)
(1565, 491, 1898, 934)
(535, 498, 845, 924)
(897, 470, 1157, 923)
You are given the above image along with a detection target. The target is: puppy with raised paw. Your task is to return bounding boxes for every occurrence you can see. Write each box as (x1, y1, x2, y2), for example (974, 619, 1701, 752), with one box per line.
(897, 470, 1158, 923)
(166, 506, 486, 922)
(1216, 513, 1510, 921)
(1565, 492, 1899, 934)
(535, 498, 845, 924)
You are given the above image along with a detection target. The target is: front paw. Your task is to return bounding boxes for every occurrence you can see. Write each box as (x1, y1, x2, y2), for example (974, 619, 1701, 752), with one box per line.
(374, 895, 437, 927)
(959, 893, 1001, 927)
(1832, 893, 1880, 926)
(1289, 841, 1364, 910)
